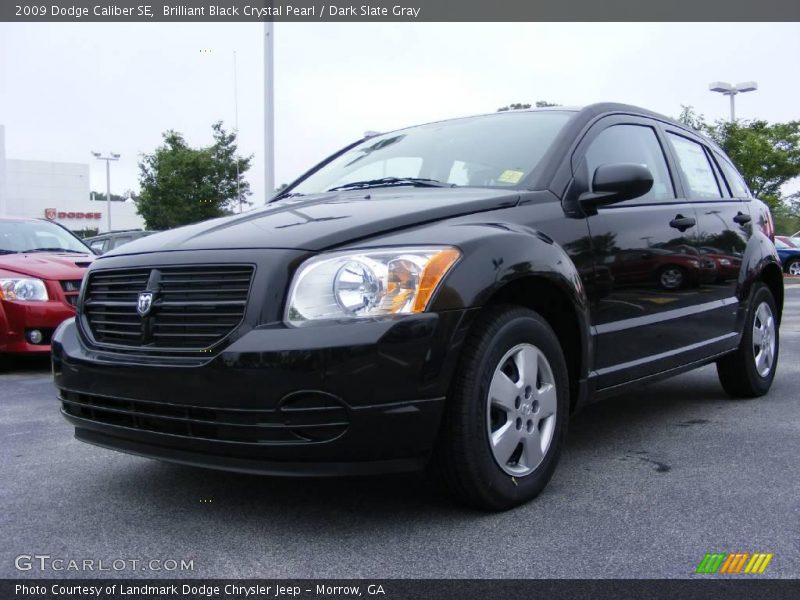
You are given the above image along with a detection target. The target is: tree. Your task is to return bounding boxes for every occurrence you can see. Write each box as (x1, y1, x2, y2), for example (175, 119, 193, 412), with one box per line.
(497, 101, 561, 112)
(136, 122, 252, 230)
(678, 106, 800, 210)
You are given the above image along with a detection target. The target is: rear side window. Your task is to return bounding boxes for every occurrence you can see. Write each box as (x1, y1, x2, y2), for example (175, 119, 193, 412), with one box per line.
(584, 124, 674, 202)
(716, 155, 751, 198)
(111, 236, 133, 249)
(667, 133, 723, 199)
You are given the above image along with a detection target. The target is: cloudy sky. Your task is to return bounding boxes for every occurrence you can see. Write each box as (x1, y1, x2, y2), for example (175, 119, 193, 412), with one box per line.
(1, 22, 799, 202)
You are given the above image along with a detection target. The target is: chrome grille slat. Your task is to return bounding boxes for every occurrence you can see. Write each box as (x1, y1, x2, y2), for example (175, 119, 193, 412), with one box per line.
(82, 264, 253, 351)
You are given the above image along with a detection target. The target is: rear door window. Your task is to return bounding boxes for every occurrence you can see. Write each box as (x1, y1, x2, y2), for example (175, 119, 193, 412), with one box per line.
(667, 133, 723, 199)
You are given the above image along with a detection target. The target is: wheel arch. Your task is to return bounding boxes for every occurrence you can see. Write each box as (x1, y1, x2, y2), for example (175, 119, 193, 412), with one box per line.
(482, 275, 590, 413)
(758, 261, 784, 324)
(408, 222, 594, 412)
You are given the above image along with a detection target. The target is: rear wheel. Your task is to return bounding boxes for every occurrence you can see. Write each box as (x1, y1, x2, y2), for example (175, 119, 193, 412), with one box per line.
(716, 283, 779, 398)
(785, 258, 800, 276)
(432, 305, 569, 510)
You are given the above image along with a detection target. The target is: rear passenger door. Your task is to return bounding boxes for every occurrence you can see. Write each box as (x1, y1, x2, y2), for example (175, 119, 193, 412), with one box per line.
(662, 129, 753, 337)
(574, 116, 708, 388)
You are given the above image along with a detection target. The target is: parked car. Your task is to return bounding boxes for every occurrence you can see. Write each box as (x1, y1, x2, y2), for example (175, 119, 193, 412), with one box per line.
(1, 217, 93, 358)
(775, 237, 800, 276)
(84, 229, 158, 255)
(53, 103, 783, 510)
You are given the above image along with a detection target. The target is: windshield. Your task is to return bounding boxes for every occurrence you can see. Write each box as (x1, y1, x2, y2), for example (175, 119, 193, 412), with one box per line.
(0, 220, 91, 254)
(289, 111, 574, 195)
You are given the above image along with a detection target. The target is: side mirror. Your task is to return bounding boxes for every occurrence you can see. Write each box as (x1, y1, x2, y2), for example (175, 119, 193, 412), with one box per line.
(579, 163, 653, 212)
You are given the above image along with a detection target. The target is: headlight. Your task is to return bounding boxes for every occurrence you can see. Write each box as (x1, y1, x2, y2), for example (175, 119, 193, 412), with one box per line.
(286, 246, 461, 325)
(0, 278, 49, 301)
(719, 258, 732, 266)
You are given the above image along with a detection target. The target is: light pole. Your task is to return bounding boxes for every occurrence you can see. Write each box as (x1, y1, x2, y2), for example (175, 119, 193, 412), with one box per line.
(709, 81, 758, 122)
(91, 151, 120, 232)
(263, 21, 275, 201)
(233, 50, 242, 213)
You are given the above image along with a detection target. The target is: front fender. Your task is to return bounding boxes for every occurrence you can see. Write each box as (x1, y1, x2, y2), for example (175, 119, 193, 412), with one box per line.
(428, 223, 588, 314)
(426, 223, 593, 397)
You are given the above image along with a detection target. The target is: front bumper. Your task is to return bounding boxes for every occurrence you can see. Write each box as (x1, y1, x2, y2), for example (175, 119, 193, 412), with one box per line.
(1, 299, 75, 354)
(53, 310, 475, 476)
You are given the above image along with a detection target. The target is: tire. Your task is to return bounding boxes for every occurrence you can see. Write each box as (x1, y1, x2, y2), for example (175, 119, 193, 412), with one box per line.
(716, 283, 779, 398)
(658, 265, 685, 290)
(432, 305, 569, 511)
(785, 258, 800, 277)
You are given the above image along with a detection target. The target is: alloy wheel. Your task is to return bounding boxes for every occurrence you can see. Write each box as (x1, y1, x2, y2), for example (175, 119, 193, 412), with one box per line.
(660, 267, 683, 289)
(752, 301, 776, 378)
(486, 343, 557, 476)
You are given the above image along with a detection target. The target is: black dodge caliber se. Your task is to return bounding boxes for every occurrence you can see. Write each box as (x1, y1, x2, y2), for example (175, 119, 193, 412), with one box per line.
(54, 104, 783, 510)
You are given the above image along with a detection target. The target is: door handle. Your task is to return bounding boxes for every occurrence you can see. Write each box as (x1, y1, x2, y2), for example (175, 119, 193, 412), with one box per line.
(733, 212, 751, 225)
(669, 214, 696, 231)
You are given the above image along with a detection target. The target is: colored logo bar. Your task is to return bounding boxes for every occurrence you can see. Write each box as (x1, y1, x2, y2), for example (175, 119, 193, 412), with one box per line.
(696, 552, 773, 574)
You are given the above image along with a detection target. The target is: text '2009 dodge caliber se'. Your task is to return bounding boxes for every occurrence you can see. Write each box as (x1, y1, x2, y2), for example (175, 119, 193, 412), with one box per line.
(54, 104, 782, 510)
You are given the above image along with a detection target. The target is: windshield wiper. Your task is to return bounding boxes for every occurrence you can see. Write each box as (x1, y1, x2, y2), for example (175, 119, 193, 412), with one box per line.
(21, 248, 87, 254)
(271, 191, 305, 202)
(327, 177, 454, 192)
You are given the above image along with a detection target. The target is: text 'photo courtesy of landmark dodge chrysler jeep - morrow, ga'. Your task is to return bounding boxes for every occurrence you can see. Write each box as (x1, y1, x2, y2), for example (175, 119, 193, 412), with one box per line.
(53, 104, 783, 510)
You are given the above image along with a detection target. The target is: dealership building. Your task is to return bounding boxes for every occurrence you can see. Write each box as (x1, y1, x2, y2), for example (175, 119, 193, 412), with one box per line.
(0, 125, 145, 232)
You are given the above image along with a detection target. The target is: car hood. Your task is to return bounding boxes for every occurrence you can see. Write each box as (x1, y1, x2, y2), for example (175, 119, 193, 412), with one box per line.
(104, 188, 521, 256)
(0, 253, 94, 280)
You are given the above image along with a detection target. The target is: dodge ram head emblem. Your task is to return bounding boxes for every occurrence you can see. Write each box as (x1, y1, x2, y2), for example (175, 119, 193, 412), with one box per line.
(137, 292, 154, 316)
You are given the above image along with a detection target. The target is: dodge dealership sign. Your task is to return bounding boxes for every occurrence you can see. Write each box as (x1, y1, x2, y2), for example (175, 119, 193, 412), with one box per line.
(44, 208, 102, 220)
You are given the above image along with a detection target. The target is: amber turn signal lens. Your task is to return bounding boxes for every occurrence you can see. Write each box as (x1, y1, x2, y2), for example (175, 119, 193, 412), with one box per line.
(412, 247, 461, 312)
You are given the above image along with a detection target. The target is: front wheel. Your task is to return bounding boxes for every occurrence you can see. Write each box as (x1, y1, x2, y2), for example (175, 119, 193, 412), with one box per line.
(432, 306, 569, 510)
(658, 265, 685, 290)
(716, 283, 779, 398)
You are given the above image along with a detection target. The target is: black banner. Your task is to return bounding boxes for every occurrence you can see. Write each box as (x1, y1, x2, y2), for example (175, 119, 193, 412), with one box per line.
(4, 0, 800, 22)
(3, 579, 800, 600)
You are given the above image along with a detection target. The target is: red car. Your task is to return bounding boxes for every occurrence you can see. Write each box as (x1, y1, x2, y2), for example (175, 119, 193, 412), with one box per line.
(0, 217, 94, 356)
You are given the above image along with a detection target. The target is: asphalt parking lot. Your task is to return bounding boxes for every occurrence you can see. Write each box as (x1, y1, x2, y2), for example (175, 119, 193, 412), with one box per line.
(2, 286, 799, 580)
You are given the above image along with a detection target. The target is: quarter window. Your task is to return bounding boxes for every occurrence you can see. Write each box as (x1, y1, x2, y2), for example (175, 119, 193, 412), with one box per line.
(584, 124, 674, 202)
(667, 134, 723, 199)
(716, 155, 751, 198)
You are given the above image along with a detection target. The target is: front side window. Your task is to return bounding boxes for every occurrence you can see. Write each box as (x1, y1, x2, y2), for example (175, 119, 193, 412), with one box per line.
(667, 133, 723, 199)
(290, 111, 575, 194)
(583, 124, 675, 202)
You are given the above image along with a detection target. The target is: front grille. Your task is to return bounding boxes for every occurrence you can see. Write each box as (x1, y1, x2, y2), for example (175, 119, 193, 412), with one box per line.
(83, 265, 254, 350)
(60, 280, 82, 307)
(59, 390, 349, 444)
